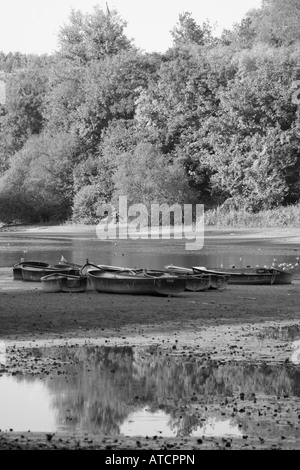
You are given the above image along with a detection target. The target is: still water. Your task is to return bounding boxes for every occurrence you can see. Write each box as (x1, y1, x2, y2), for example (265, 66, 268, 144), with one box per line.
(0, 229, 299, 270)
(1, 344, 300, 438)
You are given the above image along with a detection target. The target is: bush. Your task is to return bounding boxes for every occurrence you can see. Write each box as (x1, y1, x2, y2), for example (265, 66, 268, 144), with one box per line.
(72, 184, 107, 224)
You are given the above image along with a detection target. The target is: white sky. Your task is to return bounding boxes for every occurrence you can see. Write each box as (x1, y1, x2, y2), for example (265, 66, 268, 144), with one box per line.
(0, 0, 263, 55)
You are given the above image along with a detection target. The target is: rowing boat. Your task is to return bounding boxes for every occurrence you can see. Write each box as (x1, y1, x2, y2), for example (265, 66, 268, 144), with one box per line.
(61, 274, 87, 293)
(267, 268, 293, 285)
(87, 269, 186, 296)
(41, 273, 88, 293)
(193, 266, 278, 285)
(163, 266, 211, 291)
(164, 265, 228, 290)
(41, 273, 64, 292)
(13, 261, 50, 280)
(209, 273, 230, 289)
(83, 263, 211, 292)
(204, 266, 293, 285)
(21, 265, 80, 282)
(80, 262, 138, 275)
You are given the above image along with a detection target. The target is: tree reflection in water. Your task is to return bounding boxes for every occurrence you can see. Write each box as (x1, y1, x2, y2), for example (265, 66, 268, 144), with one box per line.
(8, 345, 300, 437)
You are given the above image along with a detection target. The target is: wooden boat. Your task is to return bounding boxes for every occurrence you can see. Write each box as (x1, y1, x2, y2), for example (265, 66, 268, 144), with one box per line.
(268, 268, 293, 285)
(61, 274, 87, 293)
(184, 276, 211, 292)
(209, 273, 230, 290)
(41, 273, 88, 293)
(192, 266, 279, 285)
(21, 265, 80, 282)
(41, 273, 64, 292)
(80, 262, 138, 275)
(13, 261, 50, 280)
(164, 265, 228, 291)
(87, 269, 186, 296)
(85, 263, 212, 292)
(163, 266, 211, 291)
(97, 264, 135, 272)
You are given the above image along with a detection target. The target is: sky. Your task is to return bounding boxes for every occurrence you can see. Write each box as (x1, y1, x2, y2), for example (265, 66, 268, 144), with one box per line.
(0, 0, 263, 55)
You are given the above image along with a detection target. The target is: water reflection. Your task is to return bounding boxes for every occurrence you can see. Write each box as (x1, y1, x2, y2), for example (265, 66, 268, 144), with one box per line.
(191, 417, 243, 438)
(121, 409, 243, 438)
(120, 408, 178, 437)
(1, 345, 300, 437)
(0, 376, 56, 432)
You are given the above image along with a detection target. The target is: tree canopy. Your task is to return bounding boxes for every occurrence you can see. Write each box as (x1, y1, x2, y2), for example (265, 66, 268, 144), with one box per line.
(0, 2, 300, 224)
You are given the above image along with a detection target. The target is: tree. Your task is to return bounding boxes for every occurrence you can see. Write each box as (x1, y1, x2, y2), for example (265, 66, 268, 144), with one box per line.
(2, 59, 49, 155)
(58, 6, 132, 63)
(72, 119, 143, 222)
(253, 0, 300, 46)
(0, 104, 10, 174)
(72, 184, 109, 224)
(134, 47, 222, 203)
(0, 132, 80, 223)
(227, 0, 300, 48)
(112, 142, 194, 209)
(42, 57, 85, 135)
(72, 50, 160, 152)
(170, 12, 214, 47)
(198, 50, 300, 210)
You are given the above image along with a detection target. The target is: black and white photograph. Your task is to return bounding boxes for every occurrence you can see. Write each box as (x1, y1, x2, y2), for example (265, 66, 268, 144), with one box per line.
(0, 0, 300, 455)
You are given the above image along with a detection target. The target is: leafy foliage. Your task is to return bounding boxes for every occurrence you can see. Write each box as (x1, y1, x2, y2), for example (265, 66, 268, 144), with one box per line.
(1, 3, 300, 224)
(0, 133, 79, 223)
(2, 60, 49, 156)
(112, 141, 195, 208)
(72, 184, 109, 224)
(252, 0, 300, 46)
(58, 6, 132, 63)
(170, 12, 214, 46)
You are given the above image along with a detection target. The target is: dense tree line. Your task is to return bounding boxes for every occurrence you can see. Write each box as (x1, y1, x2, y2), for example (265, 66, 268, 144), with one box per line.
(0, 0, 300, 224)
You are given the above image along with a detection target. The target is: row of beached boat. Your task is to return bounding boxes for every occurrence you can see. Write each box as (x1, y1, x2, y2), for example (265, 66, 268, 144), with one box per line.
(11, 257, 294, 296)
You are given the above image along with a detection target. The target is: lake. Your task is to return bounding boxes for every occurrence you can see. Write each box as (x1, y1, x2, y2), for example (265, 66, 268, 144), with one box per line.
(0, 228, 299, 271)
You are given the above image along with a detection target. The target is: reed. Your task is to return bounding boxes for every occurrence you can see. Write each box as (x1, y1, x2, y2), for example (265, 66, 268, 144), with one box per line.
(204, 204, 300, 228)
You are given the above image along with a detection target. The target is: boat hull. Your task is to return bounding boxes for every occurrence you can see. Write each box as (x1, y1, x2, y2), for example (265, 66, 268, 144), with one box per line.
(13, 261, 50, 280)
(41, 273, 88, 292)
(208, 274, 230, 289)
(61, 275, 87, 293)
(41, 274, 64, 292)
(193, 267, 278, 285)
(271, 270, 294, 285)
(185, 275, 211, 292)
(164, 267, 211, 292)
(88, 270, 186, 296)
